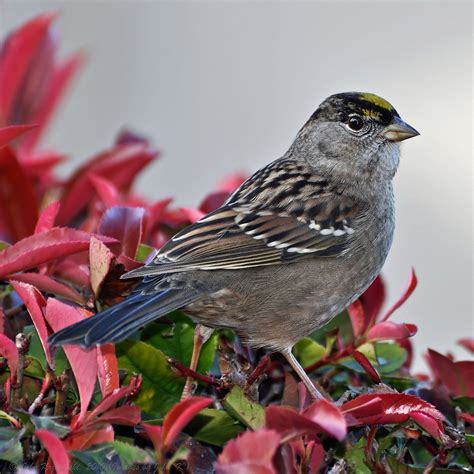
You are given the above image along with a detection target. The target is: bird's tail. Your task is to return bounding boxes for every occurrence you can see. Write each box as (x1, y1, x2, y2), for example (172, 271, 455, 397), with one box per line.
(48, 289, 199, 348)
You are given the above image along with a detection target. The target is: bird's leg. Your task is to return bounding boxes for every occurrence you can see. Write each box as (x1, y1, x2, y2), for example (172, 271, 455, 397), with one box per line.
(181, 324, 214, 400)
(282, 347, 326, 400)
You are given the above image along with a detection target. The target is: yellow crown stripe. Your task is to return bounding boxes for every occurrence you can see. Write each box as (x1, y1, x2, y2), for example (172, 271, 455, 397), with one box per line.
(359, 93, 395, 112)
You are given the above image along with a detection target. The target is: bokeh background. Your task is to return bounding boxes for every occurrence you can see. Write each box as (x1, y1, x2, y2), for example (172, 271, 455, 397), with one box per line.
(1, 0, 472, 369)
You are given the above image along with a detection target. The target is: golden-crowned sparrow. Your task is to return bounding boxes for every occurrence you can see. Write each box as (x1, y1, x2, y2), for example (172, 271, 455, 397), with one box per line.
(49, 92, 419, 398)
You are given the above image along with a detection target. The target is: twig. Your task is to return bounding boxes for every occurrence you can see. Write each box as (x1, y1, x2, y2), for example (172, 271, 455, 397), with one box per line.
(168, 358, 221, 387)
(28, 370, 54, 414)
(11, 333, 31, 409)
(246, 354, 270, 387)
(54, 369, 71, 417)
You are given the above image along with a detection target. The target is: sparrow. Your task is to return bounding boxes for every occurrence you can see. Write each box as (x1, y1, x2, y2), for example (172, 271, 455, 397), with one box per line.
(49, 92, 419, 399)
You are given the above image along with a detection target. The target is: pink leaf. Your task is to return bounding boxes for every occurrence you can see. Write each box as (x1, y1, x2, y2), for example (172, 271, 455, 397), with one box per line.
(458, 338, 474, 354)
(162, 396, 213, 449)
(11, 272, 85, 305)
(381, 269, 417, 322)
(0, 146, 39, 242)
(36, 429, 71, 474)
(0, 12, 58, 121)
(89, 174, 120, 208)
(352, 350, 381, 383)
(57, 142, 157, 225)
(216, 429, 281, 474)
(341, 393, 446, 440)
(34, 201, 60, 234)
(0, 124, 37, 148)
(426, 349, 474, 398)
(0, 334, 19, 378)
(0, 227, 119, 279)
(45, 299, 97, 426)
(366, 321, 417, 342)
(98, 206, 145, 259)
(97, 343, 119, 397)
(89, 236, 115, 296)
(348, 299, 367, 339)
(302, 399, 347, 441)
(10, 280, 53, 367)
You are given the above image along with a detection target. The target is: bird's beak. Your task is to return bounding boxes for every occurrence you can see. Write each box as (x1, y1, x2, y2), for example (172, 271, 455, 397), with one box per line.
(382, 117, 420, 142)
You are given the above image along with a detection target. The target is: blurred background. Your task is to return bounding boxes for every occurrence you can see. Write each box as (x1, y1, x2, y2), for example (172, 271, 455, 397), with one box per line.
(1, 0, 472, 369)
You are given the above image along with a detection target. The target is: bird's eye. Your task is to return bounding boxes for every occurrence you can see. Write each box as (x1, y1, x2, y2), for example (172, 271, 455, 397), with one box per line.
(347, 115, 364, 131)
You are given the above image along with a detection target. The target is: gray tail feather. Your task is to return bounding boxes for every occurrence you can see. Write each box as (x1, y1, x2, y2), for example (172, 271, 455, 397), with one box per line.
(48, 289, 199, 348)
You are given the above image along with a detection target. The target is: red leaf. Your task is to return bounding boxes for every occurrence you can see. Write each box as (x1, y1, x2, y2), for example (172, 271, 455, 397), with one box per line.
(162, 396, 213, 449)
(0, 334, 19, 379)
(0, 12, 57, 122)
(458, 338, 474, 354)
(64, 423, 114, 451)
(36, 430, 71, 474)
(57, 142, 157, 225)
(98, 206, 145, 259)
(34, 201, 60, 234)
(426, 349, 474, 398)
(97, 343, 119, 397)
(359, 275, 386, 327)
(89, 236, 115, 296)
(45, 299, 97, 425)
(216, 429, 281, 474)
(0, 146, 38, 242)
(0, 124, 37, 148)
(178, 207, 205, 224)
(10, 280, 53, 367)
(348, 299, 367, 339)
(143, 424, 163, 454)
(341, 393, 446, 440)
(20, 51, 84, 153)
(366, 321, 417, 342)
(353, 350, 381, 383)
(89, 174, 120, 208)
(217, 173, 247, 193)
(381, 269, 417, 322)
(302, 399, 347, 441)
(308, 440, 325, 474)
(11, 272, 85, 305)
(85, 405, 141, 428)
(0, 227, 118, 279)
(199, 190, 231, 214)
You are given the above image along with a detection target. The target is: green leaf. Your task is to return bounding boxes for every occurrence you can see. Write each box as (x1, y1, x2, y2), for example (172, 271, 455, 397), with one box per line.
(117, 340, 183, 417)
(71, 445, 124, 474)
(310, 310, 354, 346)
(0, 427, 24, 465)
(223, 386, 265, 430)
(453, 396, 474, 413)
(386, 456, 422, 473)
(108, 440, 150, 468)
(24, 356, 45, 379)
(141, 312, 218, 375)
(185, 408, 245, 447)
(0, 242, 10, 251)
(345, 438, 371, 474)
(294, 337, 326, 367)
(136, 243, 155, 262)
(31, 415, 70, 438)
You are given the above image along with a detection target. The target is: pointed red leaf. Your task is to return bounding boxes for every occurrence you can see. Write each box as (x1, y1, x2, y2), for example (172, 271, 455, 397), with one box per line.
(348, 299, 367, 339)
(45, 299, 97, 425)
(143, 424, 163, 454)
(20, 51, 84, 153)
(89, 174, 120, 208)
(366, 321, 417, 342)
(352, 350, 381, 383)
(199, 190, 231, 214)
(57, 143, 157, 225)
(85, 405, 141, 429)
(0, 146, 38, 242)
(36, 429, 70, 474)
(89, 236, 115, 296)
(97, 343, 119, 397)
(10, 280, 53, 367)
(426, 349, 474, 397)
(302, 399, 347, 441)
(359, 275, 386, 327)
(21, 151, 65, 176)
(64, 422, 114, 451)
(381, 269, 417, 322)
(178, 207, 204, 224)
(0, 124, 37, 148)
(11, 272, 85, 305)
(98, 206, 145, 259)
(341, 393, 446, 440)
(458, 338, 474, 354)
(0, 227, 119, 279)
(0, 334, 19, 378)
(216, 429, 280, 474)
(0, 12, 58, 121)
(34, 201, 60, 234)
(162, 396, 213, 449)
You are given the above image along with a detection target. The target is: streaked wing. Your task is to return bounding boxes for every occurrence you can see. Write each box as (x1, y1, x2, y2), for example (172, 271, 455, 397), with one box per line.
(124, 159, 363, 278)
